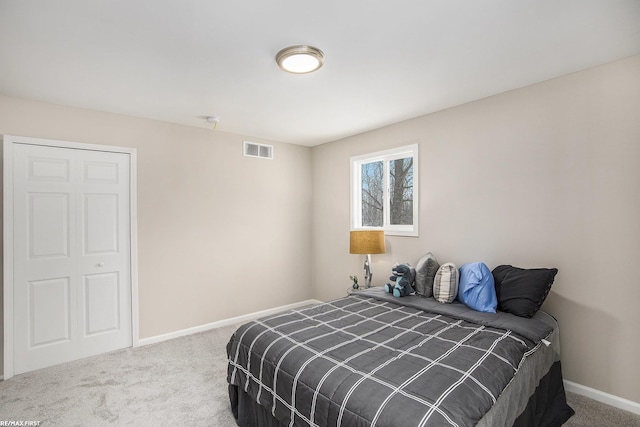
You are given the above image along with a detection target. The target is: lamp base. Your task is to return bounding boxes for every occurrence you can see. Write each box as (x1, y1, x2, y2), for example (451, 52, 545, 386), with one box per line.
(363, 254, 372, 288)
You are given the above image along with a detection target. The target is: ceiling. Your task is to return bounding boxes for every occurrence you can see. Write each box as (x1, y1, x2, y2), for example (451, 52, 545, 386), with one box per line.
(1, 1, 639, 147)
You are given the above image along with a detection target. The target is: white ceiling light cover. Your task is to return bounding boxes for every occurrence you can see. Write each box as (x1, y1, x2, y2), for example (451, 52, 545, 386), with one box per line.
(276, 45, 325, 74)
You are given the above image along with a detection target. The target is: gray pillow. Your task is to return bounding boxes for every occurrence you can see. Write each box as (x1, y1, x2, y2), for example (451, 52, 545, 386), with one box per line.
(414, 252, 440, 297)
(433, 262, 459, 304)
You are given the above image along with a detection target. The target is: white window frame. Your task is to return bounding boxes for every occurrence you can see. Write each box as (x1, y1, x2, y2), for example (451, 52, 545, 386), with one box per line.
(350, 143, 419, 237)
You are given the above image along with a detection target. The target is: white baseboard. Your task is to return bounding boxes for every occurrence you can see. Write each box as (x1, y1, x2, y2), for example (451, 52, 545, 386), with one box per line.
(138, 298, 323, 347)
(564, 380, 640, 415)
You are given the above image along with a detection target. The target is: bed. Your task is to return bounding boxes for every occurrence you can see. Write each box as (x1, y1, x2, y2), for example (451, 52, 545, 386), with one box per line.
(226, 287, 574, 426)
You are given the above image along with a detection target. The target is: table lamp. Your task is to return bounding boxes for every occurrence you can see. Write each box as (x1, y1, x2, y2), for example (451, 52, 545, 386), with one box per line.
(350, 230, 386, 288)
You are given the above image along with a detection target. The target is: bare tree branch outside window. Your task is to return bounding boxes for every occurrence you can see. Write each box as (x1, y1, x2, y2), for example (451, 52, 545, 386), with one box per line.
(389, 157, 413, 225)
(361, 161, 383, 226)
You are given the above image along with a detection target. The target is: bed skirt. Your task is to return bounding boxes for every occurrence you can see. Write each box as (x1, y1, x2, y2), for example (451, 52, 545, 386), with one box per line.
(228, 361, 574, 427)
(512, 361, 574, 427)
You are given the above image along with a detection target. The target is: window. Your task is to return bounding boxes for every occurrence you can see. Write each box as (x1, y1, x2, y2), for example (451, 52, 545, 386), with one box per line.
(350, 144, 418, 236)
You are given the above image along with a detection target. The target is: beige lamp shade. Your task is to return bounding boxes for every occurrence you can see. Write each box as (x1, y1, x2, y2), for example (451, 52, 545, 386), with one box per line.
(350, 230, 386, 254)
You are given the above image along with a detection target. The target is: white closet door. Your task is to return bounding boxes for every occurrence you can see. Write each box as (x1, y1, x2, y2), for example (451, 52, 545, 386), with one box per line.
(12, 143, 132, 374)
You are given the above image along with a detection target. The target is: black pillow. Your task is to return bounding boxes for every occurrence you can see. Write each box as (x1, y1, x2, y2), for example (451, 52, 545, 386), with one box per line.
(492, 265, 558, 318)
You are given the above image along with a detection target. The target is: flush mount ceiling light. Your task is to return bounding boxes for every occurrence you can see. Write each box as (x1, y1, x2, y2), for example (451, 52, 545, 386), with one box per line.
(276, 45, 325, 74)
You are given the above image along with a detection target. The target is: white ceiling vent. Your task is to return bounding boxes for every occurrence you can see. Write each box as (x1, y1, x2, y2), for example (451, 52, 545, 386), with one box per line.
(244, 141, 273, 159)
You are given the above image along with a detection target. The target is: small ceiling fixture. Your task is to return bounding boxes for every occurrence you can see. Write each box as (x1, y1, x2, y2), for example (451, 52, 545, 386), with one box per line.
(206, 116, 220, 129)
(276, 45, 325, 74)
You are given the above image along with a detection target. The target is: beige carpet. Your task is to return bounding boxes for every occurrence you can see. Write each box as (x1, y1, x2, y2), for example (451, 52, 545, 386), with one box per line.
(565, 392, 640, 427)
(1, 324, 638, 426)
(0, 325, 240, 426)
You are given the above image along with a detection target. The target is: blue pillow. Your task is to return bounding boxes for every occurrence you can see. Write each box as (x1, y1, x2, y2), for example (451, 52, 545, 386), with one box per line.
(457, 262, 497, 313)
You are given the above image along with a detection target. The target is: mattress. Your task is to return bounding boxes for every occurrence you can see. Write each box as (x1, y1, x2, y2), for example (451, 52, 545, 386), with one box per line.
(227, 288, 573, 426)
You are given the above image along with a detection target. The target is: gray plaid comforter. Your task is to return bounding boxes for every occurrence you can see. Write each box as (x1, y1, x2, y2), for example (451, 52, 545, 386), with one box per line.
(227, 289, 553, 427)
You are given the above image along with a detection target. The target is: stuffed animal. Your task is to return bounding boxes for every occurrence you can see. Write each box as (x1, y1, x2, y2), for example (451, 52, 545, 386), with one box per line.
(385, 264, 403, 295)
(384, 263, 416, 297)
(385, 263, 406, 294)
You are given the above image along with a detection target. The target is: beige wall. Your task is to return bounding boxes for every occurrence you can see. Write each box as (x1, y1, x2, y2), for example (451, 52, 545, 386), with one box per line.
(1, 55, 639, 404)
(311, 55, 640, 403)
(0, 95, 313, 374)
